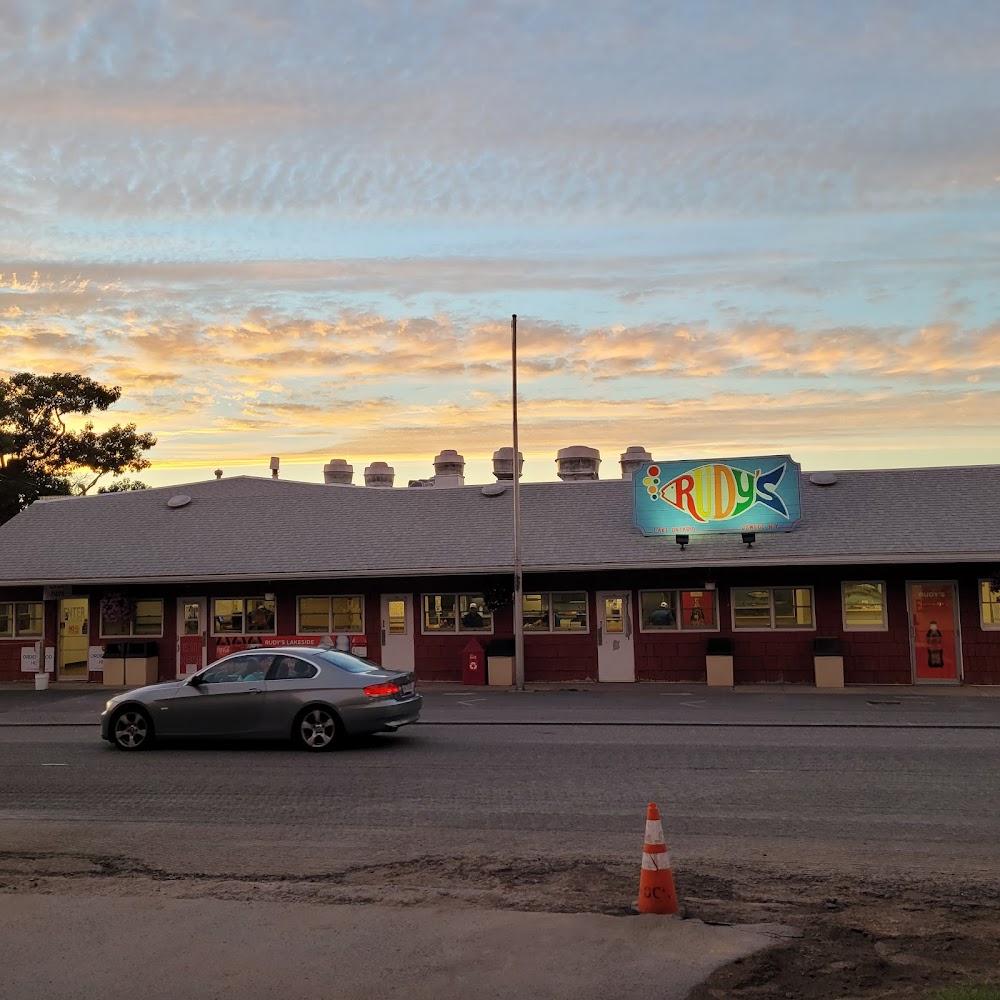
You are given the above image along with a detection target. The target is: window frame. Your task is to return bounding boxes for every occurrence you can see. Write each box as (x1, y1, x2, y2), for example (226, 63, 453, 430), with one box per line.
(0, 601, 45, 639)
(210, 597, 277, 637)
(99, 598, 165, 639)
(731, 586, 816, 632)
(295, 595, 365, 635)
(637, 589, 720, 633)
(420, 593, 495, 635)
(521, 592, 591, 634)
(841, 581, 888, 632)
(979, 580, 1000, 630)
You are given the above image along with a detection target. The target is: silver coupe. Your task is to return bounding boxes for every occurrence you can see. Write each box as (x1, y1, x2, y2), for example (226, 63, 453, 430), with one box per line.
(101, 646, 421, 751)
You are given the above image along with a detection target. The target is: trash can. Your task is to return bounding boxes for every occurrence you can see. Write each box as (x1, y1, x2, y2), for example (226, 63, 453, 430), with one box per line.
(102, 641, 127, 687)
(485, 638, 515, 687)
(705, 636, 734, 687)
(813, 637, 844, 688)
(125, 640, 159, 687)
(461, 639, 486, 686)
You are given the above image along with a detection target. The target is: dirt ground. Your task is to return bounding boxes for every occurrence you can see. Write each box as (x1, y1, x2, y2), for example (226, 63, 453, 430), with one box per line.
(1, 849, 998, 999)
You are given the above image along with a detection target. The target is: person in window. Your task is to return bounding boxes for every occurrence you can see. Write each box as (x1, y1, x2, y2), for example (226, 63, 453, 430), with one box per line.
(249, 603, 274, 631)
(649, 601, 675, 627)
(462, 602, 486, 628)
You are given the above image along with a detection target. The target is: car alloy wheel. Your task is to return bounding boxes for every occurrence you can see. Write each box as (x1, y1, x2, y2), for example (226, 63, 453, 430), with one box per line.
(112, 709, 152, 750)
(297, 708, 341, 751)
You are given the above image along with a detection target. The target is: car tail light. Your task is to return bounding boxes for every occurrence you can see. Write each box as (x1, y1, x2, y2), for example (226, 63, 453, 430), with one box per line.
(363, 682, 400, 698)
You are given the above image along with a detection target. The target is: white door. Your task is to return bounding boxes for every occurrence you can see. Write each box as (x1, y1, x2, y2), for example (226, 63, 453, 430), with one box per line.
(176, 597, 208, 678)
(597, 591, 635, 682)
(380, 594, 414, 671)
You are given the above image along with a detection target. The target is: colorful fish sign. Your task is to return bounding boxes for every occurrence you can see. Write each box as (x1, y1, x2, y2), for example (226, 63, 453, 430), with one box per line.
(633, 457, 802, 536)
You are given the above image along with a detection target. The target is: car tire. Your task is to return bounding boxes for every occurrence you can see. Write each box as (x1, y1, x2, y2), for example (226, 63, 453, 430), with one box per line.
(110, 706, 155, 751)
(293, 706, 344, 752)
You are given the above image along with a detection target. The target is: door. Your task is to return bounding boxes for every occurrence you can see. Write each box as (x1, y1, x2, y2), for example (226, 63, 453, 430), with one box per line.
(58, 597, 90, 679)
(907, 582, 962, 684)
(380, 594, 414, 670)
(160, 653, 267, 736)
(596, 591, 636, 682)
(176, 597, 208, 678)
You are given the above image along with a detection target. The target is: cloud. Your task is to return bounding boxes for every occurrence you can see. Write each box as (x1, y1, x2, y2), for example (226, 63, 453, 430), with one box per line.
(1, 1, 998, 227)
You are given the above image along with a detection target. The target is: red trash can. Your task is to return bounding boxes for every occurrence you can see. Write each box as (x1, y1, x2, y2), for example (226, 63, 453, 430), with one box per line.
(462, 639, 486, 685)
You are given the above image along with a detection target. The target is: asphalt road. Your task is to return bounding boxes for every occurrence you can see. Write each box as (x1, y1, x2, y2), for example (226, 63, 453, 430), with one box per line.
(2, 722, 998, 879)
(3, 721, 998, 1000)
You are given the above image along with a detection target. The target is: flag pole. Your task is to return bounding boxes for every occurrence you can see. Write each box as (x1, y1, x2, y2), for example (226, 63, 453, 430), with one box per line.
(512, 314, 525, 690)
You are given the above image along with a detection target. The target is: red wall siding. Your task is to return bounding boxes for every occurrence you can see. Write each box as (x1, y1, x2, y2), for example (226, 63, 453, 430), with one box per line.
(2, 565, 999, 686)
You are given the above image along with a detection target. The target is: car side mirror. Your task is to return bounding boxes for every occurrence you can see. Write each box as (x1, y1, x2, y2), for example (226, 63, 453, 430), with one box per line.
(188, 674, 204, 687)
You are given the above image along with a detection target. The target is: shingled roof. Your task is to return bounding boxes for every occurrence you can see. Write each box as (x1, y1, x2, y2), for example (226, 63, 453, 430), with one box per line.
(0, 465, 998, 586)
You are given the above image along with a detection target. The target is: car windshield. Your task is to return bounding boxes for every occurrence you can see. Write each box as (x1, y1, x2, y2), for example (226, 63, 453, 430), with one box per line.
(317, 649, 384, 673)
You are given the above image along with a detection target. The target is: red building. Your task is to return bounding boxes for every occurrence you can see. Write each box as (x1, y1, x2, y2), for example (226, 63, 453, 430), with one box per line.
(1, 449, 999, 687)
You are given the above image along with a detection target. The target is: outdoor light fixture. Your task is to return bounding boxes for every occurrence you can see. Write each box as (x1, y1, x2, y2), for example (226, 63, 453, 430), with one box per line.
(675, 535, 689, 550)
(742, 532, 756, 548)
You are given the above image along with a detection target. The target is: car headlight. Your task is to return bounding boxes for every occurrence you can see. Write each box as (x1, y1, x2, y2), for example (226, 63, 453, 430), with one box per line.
(104, 696, 124, 712)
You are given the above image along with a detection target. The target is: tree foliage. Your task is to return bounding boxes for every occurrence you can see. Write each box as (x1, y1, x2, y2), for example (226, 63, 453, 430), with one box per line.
(0, 372, 157, 524)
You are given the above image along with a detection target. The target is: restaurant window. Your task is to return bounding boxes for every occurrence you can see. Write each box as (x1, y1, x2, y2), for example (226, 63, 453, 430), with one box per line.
(842, 582, 887, 630)
(522, 592, 588, 632)
(212, 597, 276, 635)
(733, 587, 814, 630)
(422, 594, 493, 633)
(101, 599, 164, 637)
(0, 602, 44, 638)
(639, 590, 718, 631)
(979, 581, 1000, 629)
(297, 596, 364, 634)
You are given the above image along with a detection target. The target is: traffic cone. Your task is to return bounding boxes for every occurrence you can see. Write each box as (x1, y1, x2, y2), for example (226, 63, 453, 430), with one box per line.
(637, 802, 679, 915)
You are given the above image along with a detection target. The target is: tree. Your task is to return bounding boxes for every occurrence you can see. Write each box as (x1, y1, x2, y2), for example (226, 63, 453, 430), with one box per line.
(97, 478, 150, 493)
(0, 372, 157, 524)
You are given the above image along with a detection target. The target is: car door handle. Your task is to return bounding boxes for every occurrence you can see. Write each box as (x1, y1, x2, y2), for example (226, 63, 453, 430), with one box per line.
(247, 688, 263, 695)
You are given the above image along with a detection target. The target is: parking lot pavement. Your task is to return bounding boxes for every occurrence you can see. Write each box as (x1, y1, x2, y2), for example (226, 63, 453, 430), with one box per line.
(1, 682, 999, 727)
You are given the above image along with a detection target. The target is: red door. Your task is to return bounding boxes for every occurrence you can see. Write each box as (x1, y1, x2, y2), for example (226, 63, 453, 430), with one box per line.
(908, 582, 961, 683)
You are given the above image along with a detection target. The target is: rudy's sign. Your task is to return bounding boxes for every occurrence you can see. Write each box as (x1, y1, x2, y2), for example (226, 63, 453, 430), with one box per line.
(633, 456, 802, 536)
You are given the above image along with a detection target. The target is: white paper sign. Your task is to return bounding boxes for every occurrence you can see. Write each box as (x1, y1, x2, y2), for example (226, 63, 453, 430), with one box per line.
(45, 647, 54, 673)
(20, 646, 39, 673)
(88, 646, 105, 672)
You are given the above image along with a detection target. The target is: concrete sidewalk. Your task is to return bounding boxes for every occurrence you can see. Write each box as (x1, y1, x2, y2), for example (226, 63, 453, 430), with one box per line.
(2, 681, 999, 727)
(1, 893, 792, 1000)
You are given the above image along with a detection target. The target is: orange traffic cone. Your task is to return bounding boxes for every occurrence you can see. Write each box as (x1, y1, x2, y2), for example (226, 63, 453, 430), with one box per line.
(637, 802, 679, 915)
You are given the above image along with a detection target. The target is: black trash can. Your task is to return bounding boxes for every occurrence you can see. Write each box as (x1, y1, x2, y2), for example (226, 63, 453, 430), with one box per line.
(813, 637, 841, 657)
(706, 636, 733, 656)
(484, 638, 516, 686)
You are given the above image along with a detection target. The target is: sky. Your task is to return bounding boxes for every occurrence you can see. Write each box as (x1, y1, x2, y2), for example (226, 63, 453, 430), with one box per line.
(1, 0, 999, 490)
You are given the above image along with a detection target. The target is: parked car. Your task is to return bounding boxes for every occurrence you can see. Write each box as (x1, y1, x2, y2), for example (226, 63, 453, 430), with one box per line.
(101, 646, 421, 751)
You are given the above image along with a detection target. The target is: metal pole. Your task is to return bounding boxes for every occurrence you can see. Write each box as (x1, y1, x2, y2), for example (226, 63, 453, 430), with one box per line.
(512, 314, 525, 690)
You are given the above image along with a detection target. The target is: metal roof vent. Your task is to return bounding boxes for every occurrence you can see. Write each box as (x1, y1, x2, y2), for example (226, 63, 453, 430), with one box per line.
(166, 495, 192, 509)
(809, 472, 838, 486)
(323, 459, 354, 485)
(364, 462, 395, 488)
(620, 445, 652, 479)
(433, 449, 465, 488)
(556, 445, 601, 481)
(481, 482, 508, 497)
(492, 447, 524, 481)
